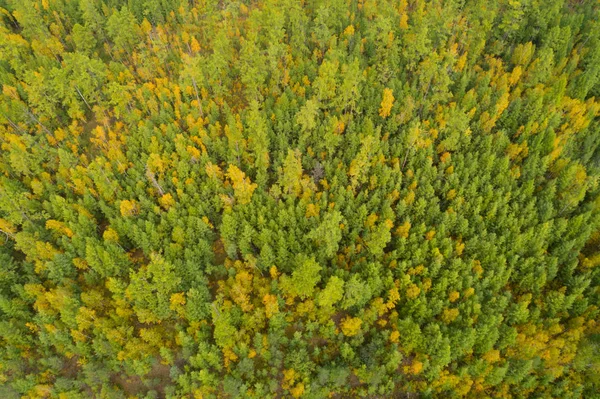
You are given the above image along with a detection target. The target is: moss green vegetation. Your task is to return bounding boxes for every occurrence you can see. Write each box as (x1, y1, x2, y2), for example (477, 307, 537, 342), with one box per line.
(1, 0, 600, 398)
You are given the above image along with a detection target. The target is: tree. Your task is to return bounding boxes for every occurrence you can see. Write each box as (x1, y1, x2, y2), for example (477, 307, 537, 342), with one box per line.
(317, 276, 344, 308)
(1, 1, 600, 397)
(307, 211, 343, 258)
(341, 317, 362, 337)
(379, 88, 394, 118)
(126, 254, 181, 324)
(106, 7, 138, 55)
(280, 149, 303, 197)
(281, 256, 322, 300)
(226, 165, 257, 205)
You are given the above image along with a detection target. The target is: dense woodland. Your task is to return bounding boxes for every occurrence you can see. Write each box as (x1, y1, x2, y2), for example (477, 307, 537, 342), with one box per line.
(1, 0, 600, 398)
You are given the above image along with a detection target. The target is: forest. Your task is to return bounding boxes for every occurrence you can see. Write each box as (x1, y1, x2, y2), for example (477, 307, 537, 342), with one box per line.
(0, 0, 600, 398)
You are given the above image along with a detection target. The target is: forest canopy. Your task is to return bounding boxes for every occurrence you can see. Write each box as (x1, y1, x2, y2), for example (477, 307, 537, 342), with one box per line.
(1, 0, 600, 398)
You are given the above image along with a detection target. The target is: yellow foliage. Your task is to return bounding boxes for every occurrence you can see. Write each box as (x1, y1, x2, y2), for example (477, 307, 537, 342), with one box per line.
(389, 189, 400, 202)
(159, 193, 176, 210)
(399, 14, 409, 30)
(205, 162, 223, 180)
(406, 283, 421, 299)
(2, 84, 19, 99)
(33, 384, 52, 398)
(379, 88, 395, 118)
(187, 145, 201, 159)
(305, 203, 320, 218)
(509, 66, 522, 86)
(70, 329, 86, 343)
(425, 230, 436, 240)
(442, 308, 459, 323)
(283, 369, 299, 391)
(455, 240, 465, 256)
(75, 306, 96, 331)
(455, 377, 473, 396)
(0, 218, 17, 235)
(202, 216, 214, 228)
(45, 220, 74, 238)
(581, 253, 600, 269)
(387, 285, 401, 307)
(25, 322, 39, 333)
(263, 294, 279, 318)
(390, 330, 400, 343)
(456, 52, 467, 71)
(440, 152, 451, 163)
(290, 383, 305, 398)
(495, 92, 510, 118)
(73, 258, 88, 270)
(395, 221, 411, 238)
(54, 128, 65, 142)
(473, 260, 483, 276)
(190, 37, 201, 53)
(365, 213, 379, 228)
(449, 291, 460, 303)
(231, 270, 254, 312)
(223, 347, 238, 369)
(410, 360, 423, 374)
(408, 265, 425, 275)
(296, 300, 316, 317)
(226, 165, 257, 205)
(169, 292, 186, 308)
(120, 200, 139, 216)
(31, 179, 44, 195)
(341, 316, 363, 336)
(483, 349, 501, 363)
(103, 228, 119, 242)
(147, 153, 165, 174)
(506, 142, 528, 160)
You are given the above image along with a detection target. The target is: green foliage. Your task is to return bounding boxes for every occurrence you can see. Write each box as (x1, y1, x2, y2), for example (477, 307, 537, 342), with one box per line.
(0, 0, 599, 398)
(281, 256, 322, 300)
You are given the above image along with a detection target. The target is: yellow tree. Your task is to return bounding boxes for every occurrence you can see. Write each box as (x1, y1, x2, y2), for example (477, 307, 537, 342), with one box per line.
(379, 88, 394, 118)
(226, 165, 257, 205)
